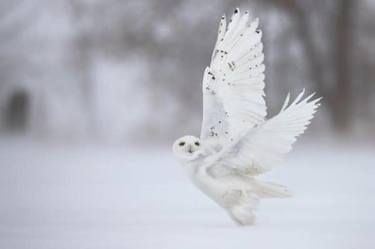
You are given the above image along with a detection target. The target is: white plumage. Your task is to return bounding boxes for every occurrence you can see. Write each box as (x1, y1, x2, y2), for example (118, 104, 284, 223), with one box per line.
(172, 8, 321, 226)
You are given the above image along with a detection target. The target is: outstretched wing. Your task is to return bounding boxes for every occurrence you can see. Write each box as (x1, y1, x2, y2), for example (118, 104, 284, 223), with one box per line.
(208, 90, 321, 176)
(200, 9, 266, 144)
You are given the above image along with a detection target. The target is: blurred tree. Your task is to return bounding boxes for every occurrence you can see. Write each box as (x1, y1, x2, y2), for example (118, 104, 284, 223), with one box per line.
(0, 0, 41, 132)
(0, 0, 39, 89)
(67, 0, 97, 133)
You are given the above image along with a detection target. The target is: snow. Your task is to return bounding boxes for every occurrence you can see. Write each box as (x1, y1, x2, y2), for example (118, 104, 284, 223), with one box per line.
(0, 138, 374, 249)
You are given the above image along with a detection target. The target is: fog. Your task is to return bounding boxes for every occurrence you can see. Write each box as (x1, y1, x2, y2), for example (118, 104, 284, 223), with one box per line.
(0, 0, 374, 248)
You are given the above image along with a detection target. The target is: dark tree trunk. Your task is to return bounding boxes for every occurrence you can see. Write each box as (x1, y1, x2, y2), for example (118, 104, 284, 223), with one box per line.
(331, 0, 353, 132)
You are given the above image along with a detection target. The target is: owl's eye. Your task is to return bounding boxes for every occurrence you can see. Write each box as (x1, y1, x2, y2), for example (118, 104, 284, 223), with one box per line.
(194, 142, 200, 146)
(179, 142, 185, 146)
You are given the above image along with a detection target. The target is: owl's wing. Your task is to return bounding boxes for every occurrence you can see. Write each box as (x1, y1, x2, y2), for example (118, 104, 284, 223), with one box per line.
(207, 90, 321, 176)
(200, 9, 266, 145)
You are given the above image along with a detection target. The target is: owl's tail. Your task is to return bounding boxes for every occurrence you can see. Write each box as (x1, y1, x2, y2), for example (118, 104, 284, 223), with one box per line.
(227, 180, 292, 225)
(253, 180, 293, 198)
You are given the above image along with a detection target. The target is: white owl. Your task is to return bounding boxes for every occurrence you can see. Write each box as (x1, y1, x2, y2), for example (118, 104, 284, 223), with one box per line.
(172, 8, 321, 226)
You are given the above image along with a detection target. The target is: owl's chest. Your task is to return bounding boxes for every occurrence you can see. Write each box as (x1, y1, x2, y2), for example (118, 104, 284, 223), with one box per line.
(192, 165, 231, 203)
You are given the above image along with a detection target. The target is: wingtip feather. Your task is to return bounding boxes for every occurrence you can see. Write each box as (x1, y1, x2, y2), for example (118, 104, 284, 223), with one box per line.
(281, 92, 291, 112)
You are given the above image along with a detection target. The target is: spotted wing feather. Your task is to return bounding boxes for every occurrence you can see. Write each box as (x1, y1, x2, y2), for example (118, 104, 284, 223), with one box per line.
(201, 9, 267, 144)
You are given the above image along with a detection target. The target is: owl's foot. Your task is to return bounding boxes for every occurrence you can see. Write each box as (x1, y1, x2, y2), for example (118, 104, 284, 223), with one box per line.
(228, 205, 256, 226)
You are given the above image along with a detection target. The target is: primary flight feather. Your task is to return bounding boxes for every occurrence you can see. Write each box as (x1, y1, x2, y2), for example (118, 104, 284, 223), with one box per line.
(172, 8, 321, 226)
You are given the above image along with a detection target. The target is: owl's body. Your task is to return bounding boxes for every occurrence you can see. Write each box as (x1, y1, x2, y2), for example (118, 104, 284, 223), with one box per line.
(173, 9, 320, 225)
(175, 137, 291, 225)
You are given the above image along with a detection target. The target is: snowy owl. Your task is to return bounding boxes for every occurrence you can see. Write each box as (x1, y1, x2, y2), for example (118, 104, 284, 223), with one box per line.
(172, 8, 320, 226)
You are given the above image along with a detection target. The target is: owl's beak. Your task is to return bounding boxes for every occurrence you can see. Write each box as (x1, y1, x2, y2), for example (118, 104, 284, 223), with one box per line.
(188, 145, 193, 154)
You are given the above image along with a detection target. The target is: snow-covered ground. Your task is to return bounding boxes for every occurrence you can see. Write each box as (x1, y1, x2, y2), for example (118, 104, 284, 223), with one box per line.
(0, 138, 374, 249)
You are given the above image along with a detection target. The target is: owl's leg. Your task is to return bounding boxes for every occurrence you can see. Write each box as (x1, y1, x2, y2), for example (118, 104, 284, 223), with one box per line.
(228, 205, 256, 226)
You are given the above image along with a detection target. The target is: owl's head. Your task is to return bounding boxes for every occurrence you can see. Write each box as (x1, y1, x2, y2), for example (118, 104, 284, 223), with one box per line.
(172, 135, 201, 161)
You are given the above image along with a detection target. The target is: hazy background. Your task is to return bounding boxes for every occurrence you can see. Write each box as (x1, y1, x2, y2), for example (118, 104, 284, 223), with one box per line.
(0, 0, 374, 142)
(0, 0, 374, 248)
